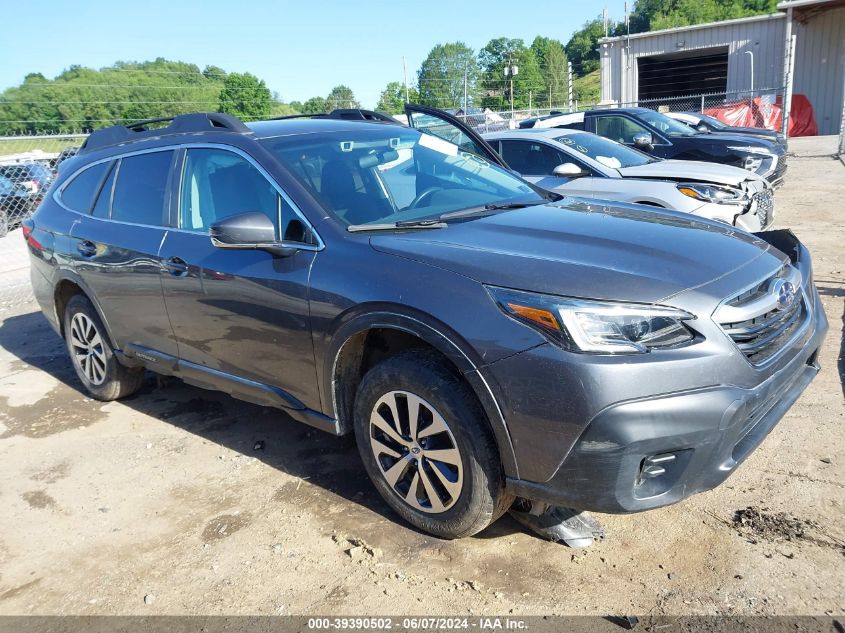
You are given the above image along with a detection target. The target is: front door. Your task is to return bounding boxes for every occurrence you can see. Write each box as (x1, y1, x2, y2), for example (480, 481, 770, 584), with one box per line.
(404, 104, 510, 168)
(158, 146, 321, 411)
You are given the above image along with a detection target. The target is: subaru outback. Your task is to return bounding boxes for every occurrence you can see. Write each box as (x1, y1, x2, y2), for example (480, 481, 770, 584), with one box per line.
(24, 106, 827, 542)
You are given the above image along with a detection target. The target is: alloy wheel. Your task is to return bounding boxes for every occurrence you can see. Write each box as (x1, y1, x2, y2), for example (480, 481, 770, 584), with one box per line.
(369, 390, 463, 513)
(69, 312, 107, 386)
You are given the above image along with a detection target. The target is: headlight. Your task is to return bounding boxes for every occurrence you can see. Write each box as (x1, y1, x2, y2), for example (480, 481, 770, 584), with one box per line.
(487, 286, 696, 354)
(676, 183, 746, 205)
(727, 145, 775, 155)
(743, 156, 763, 172)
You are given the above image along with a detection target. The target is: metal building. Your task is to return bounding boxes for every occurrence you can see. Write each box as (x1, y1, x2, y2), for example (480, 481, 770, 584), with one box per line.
(599, 0, 845, 135)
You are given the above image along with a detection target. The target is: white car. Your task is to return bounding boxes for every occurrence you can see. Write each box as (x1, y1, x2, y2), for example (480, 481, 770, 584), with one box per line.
(484, 129, 774, 231)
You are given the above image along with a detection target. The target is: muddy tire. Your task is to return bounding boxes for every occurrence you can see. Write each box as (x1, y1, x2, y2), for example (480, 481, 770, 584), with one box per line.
(63, 294, 144, 401)
(353, 350, 512, 539)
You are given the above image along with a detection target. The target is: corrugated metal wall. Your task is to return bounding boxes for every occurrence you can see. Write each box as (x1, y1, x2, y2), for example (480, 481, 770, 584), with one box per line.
(600, 9, 845, 134)
(600, 14, 787, 105)
(793, 7, 845, 135)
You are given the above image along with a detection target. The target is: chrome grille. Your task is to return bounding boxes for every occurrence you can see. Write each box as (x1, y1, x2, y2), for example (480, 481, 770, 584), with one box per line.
(753, 189, 774, 228)
(714, 266, 807, 365)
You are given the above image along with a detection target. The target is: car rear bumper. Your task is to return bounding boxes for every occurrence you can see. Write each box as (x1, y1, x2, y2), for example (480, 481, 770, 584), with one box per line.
(502, 288, 828, 514)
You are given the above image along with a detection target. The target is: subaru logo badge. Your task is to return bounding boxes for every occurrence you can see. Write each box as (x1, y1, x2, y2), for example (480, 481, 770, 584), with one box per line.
(771, 278, 796, 310)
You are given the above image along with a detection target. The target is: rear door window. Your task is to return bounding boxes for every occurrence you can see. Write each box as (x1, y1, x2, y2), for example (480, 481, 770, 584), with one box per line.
(60, 162, 111, 213)
(112, 151, 174, 226)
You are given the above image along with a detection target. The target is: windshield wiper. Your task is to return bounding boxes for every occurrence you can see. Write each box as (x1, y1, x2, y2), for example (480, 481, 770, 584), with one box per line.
(439, 199, 547, 221)
(347, 219, 447, 232)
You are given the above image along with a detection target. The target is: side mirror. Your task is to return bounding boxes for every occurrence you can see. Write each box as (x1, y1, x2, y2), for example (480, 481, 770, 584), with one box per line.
(553, 163, 588, 178)
(697, 124, 709, 133)
(210, 212, 297, 258)
(632, 132, 654, 151)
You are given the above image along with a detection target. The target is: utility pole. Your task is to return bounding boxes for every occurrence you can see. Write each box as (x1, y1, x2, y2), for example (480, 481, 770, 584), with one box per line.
(504, 57, 518, 116)
(402, 56, 410, 104)
(463, 60, 468, 112)
(568, 60, 573, 112)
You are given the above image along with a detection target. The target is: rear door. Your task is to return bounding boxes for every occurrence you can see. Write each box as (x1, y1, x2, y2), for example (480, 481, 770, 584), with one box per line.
(404, 104, 510, 169)
(68, 150, 178, 357)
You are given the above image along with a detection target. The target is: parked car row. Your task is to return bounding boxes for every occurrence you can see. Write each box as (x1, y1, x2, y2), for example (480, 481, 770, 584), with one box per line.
(0, 161, 52, 237)
(24, 106, 825, 547)
(519, 107, 787, 188)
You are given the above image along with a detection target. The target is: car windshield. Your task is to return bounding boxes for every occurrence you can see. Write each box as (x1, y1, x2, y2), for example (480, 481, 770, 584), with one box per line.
(638, 110, 699, 137)
(260, 126, 544, 227)
(697, 113, 728, 130)
(553, 132, 657, 169)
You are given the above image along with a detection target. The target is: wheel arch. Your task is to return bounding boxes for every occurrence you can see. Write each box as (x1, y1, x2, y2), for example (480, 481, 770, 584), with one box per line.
(324, 307, 519, 478)
(53, 271, 115, 347)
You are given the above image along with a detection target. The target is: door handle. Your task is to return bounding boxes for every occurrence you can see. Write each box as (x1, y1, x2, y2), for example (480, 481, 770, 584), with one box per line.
(76, 240, 97, 257)
(164, 256, 189, 276)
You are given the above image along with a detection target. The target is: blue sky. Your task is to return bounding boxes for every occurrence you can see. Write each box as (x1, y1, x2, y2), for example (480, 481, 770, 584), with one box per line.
(0, 0, 627, 108)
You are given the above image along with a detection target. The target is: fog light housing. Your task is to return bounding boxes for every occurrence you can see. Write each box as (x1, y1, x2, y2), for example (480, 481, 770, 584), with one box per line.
(634, 449, 693, 499)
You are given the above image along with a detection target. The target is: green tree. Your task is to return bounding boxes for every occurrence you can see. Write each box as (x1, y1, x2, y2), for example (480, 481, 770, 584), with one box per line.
(202, 65, 227, 80)
(217, 72, 272, 119)
(301, 96, 328, 114)
(532, 37, 569, 107)
(417, 42, 479, 109)
(478, 38, 545, 110)
(565, 18, 606, 76)
(628, 0, 778, 32)
(325, 85, 360, 110)
(376, 81, 419, 113)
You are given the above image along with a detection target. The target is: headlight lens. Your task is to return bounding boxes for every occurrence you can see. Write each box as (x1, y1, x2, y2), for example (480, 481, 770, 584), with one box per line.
(488, 287, 696, 354)
(727, 145, 774, 155)
(743, 156, 764, 172)
(676, 183, 746, 205)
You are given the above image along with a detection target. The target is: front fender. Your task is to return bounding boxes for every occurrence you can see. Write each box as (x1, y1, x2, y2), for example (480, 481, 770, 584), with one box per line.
(321, 305, 519, 478)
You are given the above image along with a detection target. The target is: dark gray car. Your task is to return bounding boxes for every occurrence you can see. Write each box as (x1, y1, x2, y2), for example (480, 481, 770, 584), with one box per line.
(24, 109, 827, 543)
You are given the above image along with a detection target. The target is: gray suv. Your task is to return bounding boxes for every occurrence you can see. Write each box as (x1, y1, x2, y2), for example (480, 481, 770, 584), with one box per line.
(23, 106, 827, 542)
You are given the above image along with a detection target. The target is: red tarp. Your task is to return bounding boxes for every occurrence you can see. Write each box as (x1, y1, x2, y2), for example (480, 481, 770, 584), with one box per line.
(703, 94, 817, 137)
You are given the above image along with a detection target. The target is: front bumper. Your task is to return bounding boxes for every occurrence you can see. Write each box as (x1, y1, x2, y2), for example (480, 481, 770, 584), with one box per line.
(495, 279, 827, 514)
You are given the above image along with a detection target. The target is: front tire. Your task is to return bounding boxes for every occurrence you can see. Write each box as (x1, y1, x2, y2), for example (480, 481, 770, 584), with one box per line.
(63, 294, 144, 401)
(353, 350, 512, 539)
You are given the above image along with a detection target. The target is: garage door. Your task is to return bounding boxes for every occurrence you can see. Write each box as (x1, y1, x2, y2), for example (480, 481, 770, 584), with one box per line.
(638, 48, 729, 100)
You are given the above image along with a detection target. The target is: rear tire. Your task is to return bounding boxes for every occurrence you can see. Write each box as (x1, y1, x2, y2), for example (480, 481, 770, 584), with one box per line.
(63, 294, 144, 401)
(353, 350, 512, 539)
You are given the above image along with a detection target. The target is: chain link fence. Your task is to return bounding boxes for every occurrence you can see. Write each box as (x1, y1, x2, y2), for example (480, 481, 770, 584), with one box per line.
(0, 133, 85, 237)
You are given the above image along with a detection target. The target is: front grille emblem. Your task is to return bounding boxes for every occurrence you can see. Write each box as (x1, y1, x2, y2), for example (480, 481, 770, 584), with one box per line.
(771, 278, 796, 310)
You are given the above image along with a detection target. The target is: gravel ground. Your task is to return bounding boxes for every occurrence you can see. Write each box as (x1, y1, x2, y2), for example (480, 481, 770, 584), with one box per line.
(0, 154, 842, 618)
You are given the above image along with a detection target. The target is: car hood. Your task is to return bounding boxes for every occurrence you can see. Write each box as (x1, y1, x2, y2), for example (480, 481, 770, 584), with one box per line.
(369, 199, 780, 304)
(617, 159, 763, 187)
(684, 131, 783, 152)
(723, 126, 781, 139)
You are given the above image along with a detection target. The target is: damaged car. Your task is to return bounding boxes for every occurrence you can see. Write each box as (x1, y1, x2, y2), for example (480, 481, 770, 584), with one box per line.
(24, 107, 827, 547)
(484, 128, 774, 231)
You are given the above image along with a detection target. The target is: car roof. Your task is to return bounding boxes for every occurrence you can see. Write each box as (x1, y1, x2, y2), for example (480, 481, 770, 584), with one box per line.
(246, 117, 398, 139)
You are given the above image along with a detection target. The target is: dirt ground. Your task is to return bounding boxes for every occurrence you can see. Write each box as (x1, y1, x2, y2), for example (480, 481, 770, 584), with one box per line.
(0, 153, 842, 618)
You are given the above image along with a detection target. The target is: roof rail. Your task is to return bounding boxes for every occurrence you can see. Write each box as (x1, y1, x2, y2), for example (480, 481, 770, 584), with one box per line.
(270, 109, 400, 124)
(80, 112, 251, 154)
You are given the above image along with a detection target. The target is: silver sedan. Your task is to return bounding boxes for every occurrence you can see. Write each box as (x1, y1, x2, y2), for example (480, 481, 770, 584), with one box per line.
(484, 128, 774, 231)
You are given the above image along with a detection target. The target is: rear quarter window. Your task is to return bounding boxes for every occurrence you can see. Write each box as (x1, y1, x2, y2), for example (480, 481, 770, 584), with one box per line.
(60, 161, 111, 213)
